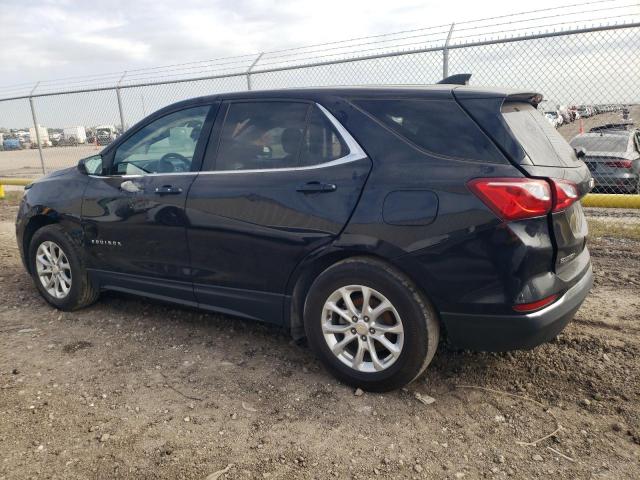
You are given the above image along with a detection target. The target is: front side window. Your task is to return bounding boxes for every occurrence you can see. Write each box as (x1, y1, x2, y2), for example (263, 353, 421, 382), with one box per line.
(113, 105, 209, 175)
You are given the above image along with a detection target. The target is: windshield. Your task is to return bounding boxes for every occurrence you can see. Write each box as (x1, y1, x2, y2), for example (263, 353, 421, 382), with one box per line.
(570, 135, 629, 152)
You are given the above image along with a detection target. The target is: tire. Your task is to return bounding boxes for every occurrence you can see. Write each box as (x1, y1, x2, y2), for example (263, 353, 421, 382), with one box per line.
(303, 257, 439, 392)
(28, 224, 99, 311)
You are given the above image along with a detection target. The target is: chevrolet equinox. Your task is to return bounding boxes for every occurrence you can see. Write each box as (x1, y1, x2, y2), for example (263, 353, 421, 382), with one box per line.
(16, 81, 593, 391)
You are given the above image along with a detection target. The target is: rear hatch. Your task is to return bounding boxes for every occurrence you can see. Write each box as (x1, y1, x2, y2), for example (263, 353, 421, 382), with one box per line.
(454, 90, 592, 277)
(501, 102, 591, 273)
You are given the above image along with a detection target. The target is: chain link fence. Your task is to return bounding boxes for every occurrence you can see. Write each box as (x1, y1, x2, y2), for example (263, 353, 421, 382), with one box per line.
(1, 18, 639, 198)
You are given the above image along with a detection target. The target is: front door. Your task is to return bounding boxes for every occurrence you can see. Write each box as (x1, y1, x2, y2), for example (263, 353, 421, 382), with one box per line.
(81, 103, 215, 304)
(186, 100, 371, 323)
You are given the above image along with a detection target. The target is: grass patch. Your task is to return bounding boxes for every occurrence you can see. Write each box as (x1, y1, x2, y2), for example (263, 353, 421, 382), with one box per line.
(0, 190, 23, 206)
(588, 219, 640, 241)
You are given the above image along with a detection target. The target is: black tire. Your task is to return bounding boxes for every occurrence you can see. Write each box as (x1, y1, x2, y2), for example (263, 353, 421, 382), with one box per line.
(28, 224, 99, 311)
(303, 257, 439, 392)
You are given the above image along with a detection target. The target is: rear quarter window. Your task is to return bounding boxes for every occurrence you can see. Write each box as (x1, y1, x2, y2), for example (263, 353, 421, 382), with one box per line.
(353, 98, 505, 163)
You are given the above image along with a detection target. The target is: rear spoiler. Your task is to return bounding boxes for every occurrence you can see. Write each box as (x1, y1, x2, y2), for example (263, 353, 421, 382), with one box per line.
(504, 92, 544, 107)
(442, 74, 543, 107)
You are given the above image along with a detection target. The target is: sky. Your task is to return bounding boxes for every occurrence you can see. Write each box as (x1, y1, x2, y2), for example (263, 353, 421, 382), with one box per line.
(0, 0, 638, 130)
(0, 0, 586, 89)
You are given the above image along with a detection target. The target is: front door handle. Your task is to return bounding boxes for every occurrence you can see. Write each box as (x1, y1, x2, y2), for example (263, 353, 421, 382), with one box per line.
(154, 185, 183, 195)
(296, 181, 337, 194)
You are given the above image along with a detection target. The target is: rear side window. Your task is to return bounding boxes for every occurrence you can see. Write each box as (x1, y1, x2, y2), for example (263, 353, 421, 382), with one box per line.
(215, 101, 309, 171)
(502, 103, 577, 167)
(353, 98, 504, 162)
(300, 107, 348, 166)
(213, 102, 349, 171)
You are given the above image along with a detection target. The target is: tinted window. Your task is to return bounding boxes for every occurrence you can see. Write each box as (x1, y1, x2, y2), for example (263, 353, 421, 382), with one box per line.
(299, 107, 348, 166)
(570, 135, 629, 153)
(215, 102, 310, 171)
(113, 106, 209, 175)
(502, 103, 577, 167)
(354, 98, 503, 162)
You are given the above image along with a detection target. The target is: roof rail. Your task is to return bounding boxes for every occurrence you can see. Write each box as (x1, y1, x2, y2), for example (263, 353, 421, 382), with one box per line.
(438, 73, 471, 85)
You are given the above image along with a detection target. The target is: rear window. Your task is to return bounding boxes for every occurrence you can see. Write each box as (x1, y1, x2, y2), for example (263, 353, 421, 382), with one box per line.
(502, 102, 577, 167)
(353, 98, 504, 163)
(570, 135, 629, 153)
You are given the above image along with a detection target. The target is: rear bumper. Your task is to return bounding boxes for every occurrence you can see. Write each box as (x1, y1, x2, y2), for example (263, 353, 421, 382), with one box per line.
(440, 264, 593, 351)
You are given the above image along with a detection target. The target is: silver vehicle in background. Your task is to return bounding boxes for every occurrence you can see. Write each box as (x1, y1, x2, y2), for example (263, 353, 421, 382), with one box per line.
(570, 126, 640, 194)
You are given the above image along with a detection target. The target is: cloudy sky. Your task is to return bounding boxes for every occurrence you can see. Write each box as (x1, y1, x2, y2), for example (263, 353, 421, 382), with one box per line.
(1, 0, 604, 89)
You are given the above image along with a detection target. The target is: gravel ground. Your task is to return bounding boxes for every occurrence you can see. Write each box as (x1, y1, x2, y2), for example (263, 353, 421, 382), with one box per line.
(0, 195, 639, 480)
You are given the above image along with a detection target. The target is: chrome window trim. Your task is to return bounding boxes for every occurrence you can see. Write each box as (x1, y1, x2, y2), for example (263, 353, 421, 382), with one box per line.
(89, 102, 367, 179)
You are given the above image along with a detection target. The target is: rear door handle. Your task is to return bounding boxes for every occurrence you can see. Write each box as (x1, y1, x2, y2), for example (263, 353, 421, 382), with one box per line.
(154, 185, 183, 195)
(296, 181, 337, 194)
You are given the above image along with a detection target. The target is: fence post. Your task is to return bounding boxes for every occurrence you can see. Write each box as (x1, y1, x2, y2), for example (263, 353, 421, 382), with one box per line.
(28, 82, 46, 175)
(116, 71, 127, 132)
(442, 23, 455, 79)
(246, 52, 264, 91)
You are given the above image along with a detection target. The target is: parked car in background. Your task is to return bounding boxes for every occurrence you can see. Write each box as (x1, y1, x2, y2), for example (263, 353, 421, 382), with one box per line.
(3, 138, 22, 150)
(577, 106, 590, 118)
(95, 125, 118, 145)
(545, 111, 563, 127)
(559, 107, 572, 124)
(570, 128, 640, 193)
(16, 83, 593, 391)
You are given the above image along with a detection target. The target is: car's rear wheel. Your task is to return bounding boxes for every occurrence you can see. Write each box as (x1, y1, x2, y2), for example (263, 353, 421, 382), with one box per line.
(29, 225, 99, 311)
(304, 257, 439, 392)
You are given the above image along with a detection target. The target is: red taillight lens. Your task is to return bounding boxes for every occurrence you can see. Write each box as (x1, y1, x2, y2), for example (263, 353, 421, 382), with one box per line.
(467, 178, 552, 221)
(550, 179, 579, 212)
(605, 159, 633, 168)
(513, 294, 559, 312)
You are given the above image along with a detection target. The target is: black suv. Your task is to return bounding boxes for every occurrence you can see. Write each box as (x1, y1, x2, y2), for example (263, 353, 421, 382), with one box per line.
(16, 83, 593, 391)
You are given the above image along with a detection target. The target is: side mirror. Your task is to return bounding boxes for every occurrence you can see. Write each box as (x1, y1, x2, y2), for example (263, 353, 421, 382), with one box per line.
(574, 147, 586, 159)
(78, 155, 103, 175)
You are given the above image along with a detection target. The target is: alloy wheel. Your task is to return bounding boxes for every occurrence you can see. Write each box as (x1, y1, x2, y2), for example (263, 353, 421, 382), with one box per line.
(35, 240, 72, 299)
(321, 285, 404, 373)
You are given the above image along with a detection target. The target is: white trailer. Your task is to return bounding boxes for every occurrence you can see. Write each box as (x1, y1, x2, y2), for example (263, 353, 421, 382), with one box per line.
(29, 125, 51, 147)
(63, 126, 87, 144)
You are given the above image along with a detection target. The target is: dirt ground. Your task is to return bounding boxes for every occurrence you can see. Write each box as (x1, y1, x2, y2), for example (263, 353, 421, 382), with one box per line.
(0, 194, 638, 480)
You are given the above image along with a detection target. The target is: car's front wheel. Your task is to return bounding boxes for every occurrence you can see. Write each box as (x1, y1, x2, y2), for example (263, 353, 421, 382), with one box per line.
(29, 225, 99, 311)
(304, 257, 439, 392)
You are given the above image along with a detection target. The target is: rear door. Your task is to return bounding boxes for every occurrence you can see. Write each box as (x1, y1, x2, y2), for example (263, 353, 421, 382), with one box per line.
(185, 99, 371, 323)
(500, 102, 592, 271)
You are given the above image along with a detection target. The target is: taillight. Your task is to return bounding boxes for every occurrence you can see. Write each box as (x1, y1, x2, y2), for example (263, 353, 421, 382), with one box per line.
(467, 178, 552, 221)
(550, 179, 579, 212)
(605, 159, 633, 168)
(513, 294, 559, 312)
